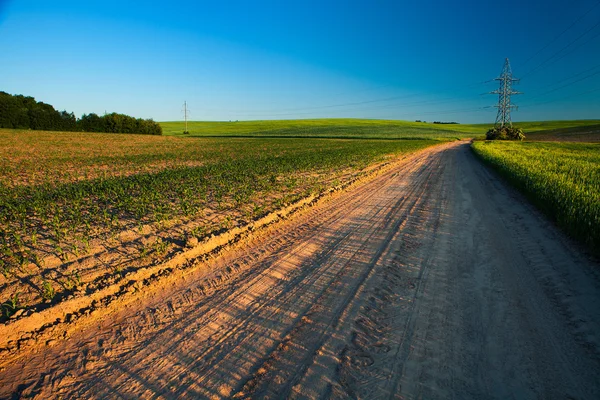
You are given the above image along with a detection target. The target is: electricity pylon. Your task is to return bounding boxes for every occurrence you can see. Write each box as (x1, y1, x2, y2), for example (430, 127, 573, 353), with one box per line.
(490, 58, 522, 127)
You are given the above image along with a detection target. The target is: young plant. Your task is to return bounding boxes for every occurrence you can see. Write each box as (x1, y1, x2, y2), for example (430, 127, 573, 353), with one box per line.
(41, 279, 55, 301)
(1, 291, 20, 318)
(154, 238, 168, 256)
(0, 259, 13, 279)
(62, 269, 82, 291)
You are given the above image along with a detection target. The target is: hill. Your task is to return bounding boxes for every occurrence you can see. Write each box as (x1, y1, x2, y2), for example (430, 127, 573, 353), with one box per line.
(159, 119, 600, 140)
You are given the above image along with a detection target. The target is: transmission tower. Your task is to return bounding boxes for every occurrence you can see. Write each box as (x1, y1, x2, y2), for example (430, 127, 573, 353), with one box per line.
(182, 101, 190, 133)
(490, 58, 522, 127)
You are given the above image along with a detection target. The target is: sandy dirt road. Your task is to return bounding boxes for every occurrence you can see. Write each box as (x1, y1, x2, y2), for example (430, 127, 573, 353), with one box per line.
(1, 140, 599, 399)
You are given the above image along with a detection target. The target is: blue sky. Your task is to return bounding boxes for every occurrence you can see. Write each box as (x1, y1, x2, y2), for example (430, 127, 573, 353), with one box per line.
(0, 0, 599, 123)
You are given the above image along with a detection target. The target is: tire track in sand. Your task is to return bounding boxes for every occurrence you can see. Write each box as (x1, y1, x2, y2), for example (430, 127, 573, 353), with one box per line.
(231, 142, 446, 399)
(1, 140, 600, 399)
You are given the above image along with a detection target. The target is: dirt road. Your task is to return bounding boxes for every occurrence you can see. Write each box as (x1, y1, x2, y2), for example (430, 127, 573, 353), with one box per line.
(1, 140, 599, 399)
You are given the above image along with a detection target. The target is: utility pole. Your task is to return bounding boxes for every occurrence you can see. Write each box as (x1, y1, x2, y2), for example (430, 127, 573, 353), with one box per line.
(490, 58, 522, 127)
(182, 101, 190, 133)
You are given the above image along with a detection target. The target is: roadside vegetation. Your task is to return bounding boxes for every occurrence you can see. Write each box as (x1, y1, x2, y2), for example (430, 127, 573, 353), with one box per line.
(485, 126, 525, 141)
(0, 127, 437, 319)
(472, 141, 600, 254)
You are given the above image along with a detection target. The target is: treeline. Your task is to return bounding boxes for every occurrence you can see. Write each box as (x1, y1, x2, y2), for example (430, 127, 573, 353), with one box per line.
(0, 91, 77, 131)
(0, 91, 162, 135)
(415, 120, 459, 124)
(78, 112, 162, 135)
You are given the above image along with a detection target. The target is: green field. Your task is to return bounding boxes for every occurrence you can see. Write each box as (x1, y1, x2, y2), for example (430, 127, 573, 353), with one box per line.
(522, 122, 600, 142)
(0, 128, 437, 317)
(160, 119, 478, 138)
(471, 141, 600, 254)
(159, 118, 600, 140)
(511, 119, 600, 133)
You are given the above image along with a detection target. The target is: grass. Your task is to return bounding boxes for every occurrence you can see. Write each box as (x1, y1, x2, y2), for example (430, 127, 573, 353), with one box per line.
(160, 119, 477, 139)
(0, 127, 439, 317)
(471, 141, 600, 255)
(511, 119, 600, 133)
(522, 123, 600, 142)
(160, 118, 600, 140)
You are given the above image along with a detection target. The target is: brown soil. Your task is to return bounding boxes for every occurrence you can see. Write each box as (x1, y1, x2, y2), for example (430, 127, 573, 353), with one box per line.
(526, 125, 600, 142)
(1, 140, 600, 399)
(0, 162, 358, 320)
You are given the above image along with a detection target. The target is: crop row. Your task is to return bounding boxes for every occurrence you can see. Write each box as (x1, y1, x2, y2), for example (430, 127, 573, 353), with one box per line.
(471, 141, 600, 254)
(0, 132, 436, 317)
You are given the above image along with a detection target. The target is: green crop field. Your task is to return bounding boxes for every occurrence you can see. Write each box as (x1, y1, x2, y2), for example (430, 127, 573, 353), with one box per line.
(521, 122, 600, 142)
(160, 119, 479, 139)
(159, 118, 600, 140)
(471, 141, 600, 254)
(511, 119, 600, 133)
(0, 127, 438, 318)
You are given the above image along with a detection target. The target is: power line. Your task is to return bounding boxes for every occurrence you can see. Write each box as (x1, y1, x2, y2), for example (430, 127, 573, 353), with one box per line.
(519, 1, 600, 68)
(521, 17, 600, 79)
(200, 78, 494, 116)
(549, 62, 600, 87)
(221, 94, 489, 119)
(530, 28, 600, 77)
(221, 100, 493, 121)
(413, 106, 492, 117)
(523, 67, 600, 102)
(520, 86, 600, 108)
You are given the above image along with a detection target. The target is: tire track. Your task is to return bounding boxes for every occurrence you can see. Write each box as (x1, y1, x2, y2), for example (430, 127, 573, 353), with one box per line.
(233, 144, 446, 399)
(331, 146, 450, 400)
(2, 140, 599, 400)
(0, 142, 452, 399)
(181, 149, 445, 398)
(113, 152, 438, 397)
(80, 153, 435, 397)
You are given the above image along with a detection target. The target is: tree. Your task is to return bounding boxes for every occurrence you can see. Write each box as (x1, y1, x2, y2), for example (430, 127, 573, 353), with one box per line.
(0, 92, 163, 135)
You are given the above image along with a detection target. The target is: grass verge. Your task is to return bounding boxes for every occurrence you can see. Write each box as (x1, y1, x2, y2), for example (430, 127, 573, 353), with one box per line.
(471, 141, 600, 255)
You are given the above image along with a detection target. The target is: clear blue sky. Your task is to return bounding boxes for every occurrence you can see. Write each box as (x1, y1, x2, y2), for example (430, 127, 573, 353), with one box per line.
(1, 0, 599, 123)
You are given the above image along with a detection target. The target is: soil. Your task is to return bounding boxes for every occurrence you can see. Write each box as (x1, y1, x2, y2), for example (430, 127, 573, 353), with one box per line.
(1, 140, 599, 399)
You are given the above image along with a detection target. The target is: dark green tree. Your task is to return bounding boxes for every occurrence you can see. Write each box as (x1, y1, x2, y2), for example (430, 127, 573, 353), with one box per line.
(0, 92, 162, 135)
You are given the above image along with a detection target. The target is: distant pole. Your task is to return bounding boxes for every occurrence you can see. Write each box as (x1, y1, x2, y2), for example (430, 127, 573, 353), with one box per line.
(490, 58, 522, 127)
(182, 101, 190, 133)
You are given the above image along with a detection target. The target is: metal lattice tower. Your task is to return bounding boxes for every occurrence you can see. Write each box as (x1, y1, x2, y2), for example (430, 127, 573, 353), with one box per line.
(490, 58, 522, 127)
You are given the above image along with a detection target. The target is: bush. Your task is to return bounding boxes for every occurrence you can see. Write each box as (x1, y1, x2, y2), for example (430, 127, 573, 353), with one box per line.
(486, 126, 525, 141)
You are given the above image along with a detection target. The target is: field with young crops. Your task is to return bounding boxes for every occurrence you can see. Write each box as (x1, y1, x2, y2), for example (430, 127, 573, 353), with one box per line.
(471, 140, 600, 254)
(0, 128, 438, 319)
